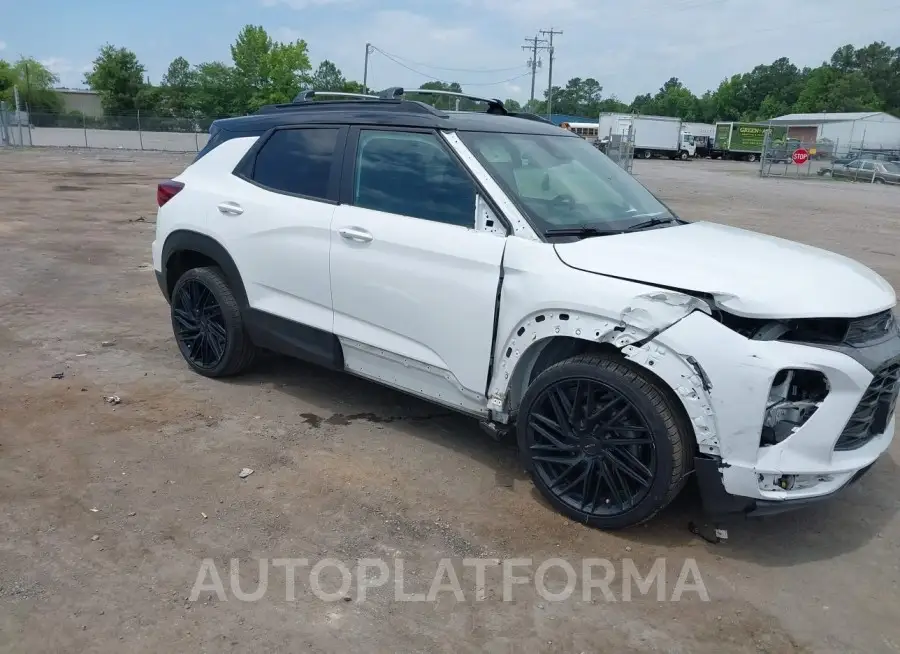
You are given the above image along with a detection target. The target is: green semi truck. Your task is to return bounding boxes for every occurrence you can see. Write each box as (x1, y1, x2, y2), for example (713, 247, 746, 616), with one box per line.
(713, 122, 787, 162)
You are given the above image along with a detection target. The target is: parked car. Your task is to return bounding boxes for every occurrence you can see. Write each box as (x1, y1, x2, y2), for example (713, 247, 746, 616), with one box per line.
(153, 88, 899, 530)
(822, 159, 900, 184)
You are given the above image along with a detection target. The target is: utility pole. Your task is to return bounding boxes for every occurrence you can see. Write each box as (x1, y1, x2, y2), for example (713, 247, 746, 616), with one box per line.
(363, 43, 374, 93)
(521, 35, 547, 103)
(540, 28, 563, 120)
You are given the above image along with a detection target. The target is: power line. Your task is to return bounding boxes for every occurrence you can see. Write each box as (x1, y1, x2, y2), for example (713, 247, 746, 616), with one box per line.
(370, 46, 531, 87)
(540, 28, 563, 119)
(369, 47, 526, 74)
(522, 35, 549, 102)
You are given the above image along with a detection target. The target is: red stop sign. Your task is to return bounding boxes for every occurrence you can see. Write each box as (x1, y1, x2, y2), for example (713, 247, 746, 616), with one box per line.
(792, 148, 809, 165)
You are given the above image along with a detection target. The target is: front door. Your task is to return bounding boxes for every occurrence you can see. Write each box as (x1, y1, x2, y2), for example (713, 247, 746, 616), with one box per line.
(329, 127, 507, 405)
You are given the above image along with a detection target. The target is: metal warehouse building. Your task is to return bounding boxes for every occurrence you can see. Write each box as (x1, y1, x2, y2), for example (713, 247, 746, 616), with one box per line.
(767, 111, 900, 152)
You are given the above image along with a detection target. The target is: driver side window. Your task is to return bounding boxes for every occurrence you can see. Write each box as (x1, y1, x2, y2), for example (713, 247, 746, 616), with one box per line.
(353, 130, 476, 228)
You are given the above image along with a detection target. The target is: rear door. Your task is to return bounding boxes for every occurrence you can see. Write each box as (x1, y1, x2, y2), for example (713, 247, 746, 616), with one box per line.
(210, 125, 346, 334)
(329, 126, 507, 397)
(859, 161, 876, 182)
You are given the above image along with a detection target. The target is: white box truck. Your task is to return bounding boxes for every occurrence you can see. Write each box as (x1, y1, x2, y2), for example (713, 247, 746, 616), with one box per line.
(683, 122, 716, 157)
(598, 113, 695, 160)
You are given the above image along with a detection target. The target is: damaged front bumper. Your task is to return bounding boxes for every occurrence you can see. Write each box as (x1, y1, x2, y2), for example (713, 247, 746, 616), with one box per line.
(644, 310, 899, 516)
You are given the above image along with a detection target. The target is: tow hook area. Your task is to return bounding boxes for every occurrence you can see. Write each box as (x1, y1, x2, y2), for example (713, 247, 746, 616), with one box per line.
(688, 520, 729, 544)
(479, 420, 510, 442)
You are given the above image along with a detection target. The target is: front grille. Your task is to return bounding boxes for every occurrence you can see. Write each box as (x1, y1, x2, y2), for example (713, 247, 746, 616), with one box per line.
(835, 360, 900, 451)
(845, 310, 896, 345)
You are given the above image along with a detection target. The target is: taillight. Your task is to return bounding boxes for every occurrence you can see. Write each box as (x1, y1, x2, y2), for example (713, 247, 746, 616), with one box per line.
(157, 180, 185, 207)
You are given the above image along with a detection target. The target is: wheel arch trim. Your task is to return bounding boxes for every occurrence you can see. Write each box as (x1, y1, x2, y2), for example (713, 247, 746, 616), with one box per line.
(161, 230, 249, 308)
(487, 307, 719, 455)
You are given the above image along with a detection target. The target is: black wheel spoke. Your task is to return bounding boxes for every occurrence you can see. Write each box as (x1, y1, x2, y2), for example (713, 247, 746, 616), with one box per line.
(172, 278, 228, 370)
(548, 388, 573, 432)
(598, 457, 626, 507)
(579, 458, 595, 510)
(528, 375, 658, 518)
(606, 447, 653, 488)
(548, 458, 582, 488)
(555, 464, 589, 495)
(529, 418, 577, 452)
(570, 381, 586, 422)
(585, 396, 625, 428)
(603, 437, 653, 446)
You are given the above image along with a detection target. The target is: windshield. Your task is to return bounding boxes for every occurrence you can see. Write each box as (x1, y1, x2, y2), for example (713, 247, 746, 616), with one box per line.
(458, 131, 676, 233)
(683, 134, 695, 145)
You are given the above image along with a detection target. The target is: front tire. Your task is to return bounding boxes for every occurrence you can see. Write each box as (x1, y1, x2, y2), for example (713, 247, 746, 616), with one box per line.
(747, 153, 758, 163)
(517, 354, 691, 529)
(170, 266, 256, 378)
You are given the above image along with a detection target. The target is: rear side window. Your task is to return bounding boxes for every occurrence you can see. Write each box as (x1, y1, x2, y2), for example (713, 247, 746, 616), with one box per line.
(251, 128, 339, 200)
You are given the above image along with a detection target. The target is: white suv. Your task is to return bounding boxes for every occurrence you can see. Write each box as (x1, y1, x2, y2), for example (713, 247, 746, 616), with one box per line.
(152, 88, 900, 529)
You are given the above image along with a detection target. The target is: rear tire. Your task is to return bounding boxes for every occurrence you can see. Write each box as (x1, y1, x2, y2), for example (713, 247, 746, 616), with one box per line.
(170, 266, 256, 378)
(747, 153, 757, 163)
(642, 150, 652, 159)
(516, 353, 692, 529)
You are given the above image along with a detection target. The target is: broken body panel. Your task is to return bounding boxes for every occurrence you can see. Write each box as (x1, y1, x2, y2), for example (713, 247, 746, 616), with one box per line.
(485, 231, 897, 515)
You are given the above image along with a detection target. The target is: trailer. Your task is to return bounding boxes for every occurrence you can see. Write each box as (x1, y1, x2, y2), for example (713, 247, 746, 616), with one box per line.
(713, 122, 787, 162)
(599, 113, 695, 160)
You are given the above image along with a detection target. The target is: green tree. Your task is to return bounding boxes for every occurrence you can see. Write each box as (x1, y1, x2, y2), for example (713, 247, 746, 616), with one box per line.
(794, 66, 883, 113)
(0, 57, 63, 113)
(160, 56, 197, 117)
(310, 60, 345, 91)
(85, 45, 147, 115)
(193, 62, 239, 117)
(504, 98, 523, 112)
(230, 24, 311, 110)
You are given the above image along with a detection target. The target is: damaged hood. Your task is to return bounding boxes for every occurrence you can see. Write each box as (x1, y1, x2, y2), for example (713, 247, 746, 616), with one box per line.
(554, 221, 896, 319)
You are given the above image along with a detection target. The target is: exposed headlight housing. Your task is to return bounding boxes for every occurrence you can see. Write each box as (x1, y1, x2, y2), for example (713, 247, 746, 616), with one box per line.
(761, 369, 830, 446)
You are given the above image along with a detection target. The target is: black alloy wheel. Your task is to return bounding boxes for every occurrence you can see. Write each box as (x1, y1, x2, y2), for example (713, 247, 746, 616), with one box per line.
(170, 266, 256, 378)
(173, 277, 228, 370)
(517, 354, 690, 529)
(528, 377, 657, 515)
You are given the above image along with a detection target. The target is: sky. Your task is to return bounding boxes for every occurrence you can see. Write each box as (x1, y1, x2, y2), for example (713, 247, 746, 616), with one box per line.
(2, 0, 900, 105)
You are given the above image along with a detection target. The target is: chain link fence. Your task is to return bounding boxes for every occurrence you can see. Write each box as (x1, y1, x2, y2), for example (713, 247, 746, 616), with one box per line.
(760, 130, 900, 185)
(0, 103, 33, 146)
(4, 112, 221, 152)
(595, 125, 635, 174)
(11, 110, 643, 177)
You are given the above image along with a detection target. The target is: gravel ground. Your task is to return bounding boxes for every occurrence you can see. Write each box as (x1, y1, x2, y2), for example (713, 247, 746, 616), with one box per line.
(1, 148, 898, 654)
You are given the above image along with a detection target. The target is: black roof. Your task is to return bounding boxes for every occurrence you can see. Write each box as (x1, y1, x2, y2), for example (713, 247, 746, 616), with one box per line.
(211, 100, 575, 138)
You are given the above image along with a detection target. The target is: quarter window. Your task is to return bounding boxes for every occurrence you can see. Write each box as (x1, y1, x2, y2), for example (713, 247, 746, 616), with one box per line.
(251, 128, 339, 200)
(353, 130, 475, 227)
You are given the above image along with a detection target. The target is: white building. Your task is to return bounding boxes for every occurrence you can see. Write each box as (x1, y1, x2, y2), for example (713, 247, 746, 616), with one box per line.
(767, 112, 900, 152)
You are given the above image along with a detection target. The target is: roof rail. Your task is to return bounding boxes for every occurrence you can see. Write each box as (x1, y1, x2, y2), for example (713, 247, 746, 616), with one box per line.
(508, 112, 554, 124)
(377, 87, 507, 115)
(292, 89, 380, 102)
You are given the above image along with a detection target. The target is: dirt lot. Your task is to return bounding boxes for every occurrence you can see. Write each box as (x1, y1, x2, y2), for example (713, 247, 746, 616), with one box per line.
(1, 149, 898, 654)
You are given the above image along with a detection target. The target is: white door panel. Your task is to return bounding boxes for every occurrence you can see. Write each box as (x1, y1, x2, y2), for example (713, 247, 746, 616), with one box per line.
(208, 175, 336, 332)
(330, 205, 506, 395)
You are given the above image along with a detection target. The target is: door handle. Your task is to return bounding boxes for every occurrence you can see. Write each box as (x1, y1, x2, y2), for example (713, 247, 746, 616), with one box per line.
(338, 226, 373, 243)
(217, 201, 243, 216)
